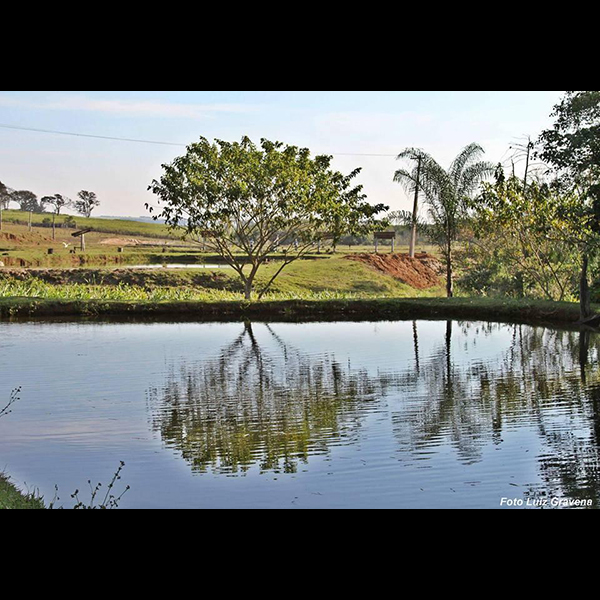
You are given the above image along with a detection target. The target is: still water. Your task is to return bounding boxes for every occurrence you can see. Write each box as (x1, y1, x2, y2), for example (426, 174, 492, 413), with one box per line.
(0, 319, 598, 509)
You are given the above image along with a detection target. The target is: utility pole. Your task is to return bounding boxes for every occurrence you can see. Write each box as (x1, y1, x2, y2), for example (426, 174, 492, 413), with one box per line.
(523, 137, 533, 190)
(409, 156, 422, 259)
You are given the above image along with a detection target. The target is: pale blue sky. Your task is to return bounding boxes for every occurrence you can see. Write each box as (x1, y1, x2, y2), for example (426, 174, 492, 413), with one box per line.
(0, 91, 564, 216)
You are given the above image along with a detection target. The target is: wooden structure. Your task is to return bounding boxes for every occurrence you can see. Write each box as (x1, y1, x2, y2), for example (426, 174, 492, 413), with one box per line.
(374, 231, 396, 254)
(72, 228, 93, 251)
(317, 233, 336, 254)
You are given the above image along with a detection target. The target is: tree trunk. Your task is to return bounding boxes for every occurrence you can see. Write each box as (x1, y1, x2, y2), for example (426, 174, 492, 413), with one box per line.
(244, 279, 253, 301)
(446, 241, 454, 298)
(580, 253, 592, 321)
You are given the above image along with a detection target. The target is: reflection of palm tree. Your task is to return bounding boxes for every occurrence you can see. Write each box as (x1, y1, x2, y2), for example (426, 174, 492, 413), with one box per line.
(393, 322, 600, 497)
(412, 321, 420, 375)
(148, 322, 397, 475)
(148, 319, 600, 506)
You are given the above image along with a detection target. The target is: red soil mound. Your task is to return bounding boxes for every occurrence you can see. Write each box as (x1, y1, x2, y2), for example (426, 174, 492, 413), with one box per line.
(346, 253, 443, 290)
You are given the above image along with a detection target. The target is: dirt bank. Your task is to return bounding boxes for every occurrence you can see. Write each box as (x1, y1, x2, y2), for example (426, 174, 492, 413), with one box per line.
(346, 253, 443, 289)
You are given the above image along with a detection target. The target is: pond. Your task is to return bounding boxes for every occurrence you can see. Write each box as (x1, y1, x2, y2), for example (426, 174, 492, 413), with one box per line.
(125, 264, 233, 270)
(0, 319, 598, 509)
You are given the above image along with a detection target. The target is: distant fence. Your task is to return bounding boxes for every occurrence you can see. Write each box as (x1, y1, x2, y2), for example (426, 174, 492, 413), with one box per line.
(8, 218, 79, 230)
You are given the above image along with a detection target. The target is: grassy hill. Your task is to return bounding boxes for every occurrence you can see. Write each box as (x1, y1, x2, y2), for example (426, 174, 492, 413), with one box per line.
(1, 210, 175, 239)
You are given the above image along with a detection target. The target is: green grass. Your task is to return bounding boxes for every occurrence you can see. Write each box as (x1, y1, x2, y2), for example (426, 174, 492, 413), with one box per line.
(2, 210, 175, 239)
(0, 474, 45, 510)
(0, 257, 445, 302)
(256, 258, 436, 296)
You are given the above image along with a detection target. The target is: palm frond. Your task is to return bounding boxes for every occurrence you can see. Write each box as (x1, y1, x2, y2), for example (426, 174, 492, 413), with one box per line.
(449, 143, 486, 183)
(396, 147, 431, 162)
(393, 168, 419, 193)
(458, 161, 496, 198)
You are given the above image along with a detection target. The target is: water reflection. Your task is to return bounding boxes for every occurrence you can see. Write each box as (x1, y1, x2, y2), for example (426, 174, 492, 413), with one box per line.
(148, 322, 397, 475)
(148, 320, 600, 506)
(397, 323, 600, 506)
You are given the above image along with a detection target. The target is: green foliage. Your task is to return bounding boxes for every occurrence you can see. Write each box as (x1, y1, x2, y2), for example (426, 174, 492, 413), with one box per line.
(43, 194, 72, 215)
(74, 190, 100, 218)
(148, 136, 387, 299)
(0, 257, 440, 303)
(538, 91, 600, 182)
(467, 170, 594, 301)
(0, 474, 45, 510)
(11, 190, 44, 213)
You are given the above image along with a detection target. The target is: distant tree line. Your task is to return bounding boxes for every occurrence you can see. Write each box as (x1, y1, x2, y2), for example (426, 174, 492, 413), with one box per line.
(0, 183, 100, 238)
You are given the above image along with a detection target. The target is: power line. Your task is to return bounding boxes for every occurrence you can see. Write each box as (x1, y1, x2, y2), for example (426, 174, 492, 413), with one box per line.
(0, 123, 399, 157)
(0, 123, 187, 147)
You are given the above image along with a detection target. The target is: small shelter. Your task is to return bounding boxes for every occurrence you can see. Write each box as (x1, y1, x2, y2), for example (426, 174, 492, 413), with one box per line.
(71, 228, 93, 251)
(374, 231, 396, 254)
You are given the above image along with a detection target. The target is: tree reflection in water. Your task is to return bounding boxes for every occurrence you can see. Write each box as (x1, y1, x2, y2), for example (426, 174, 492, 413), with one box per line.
(397, 322, 600, 506)
(147, 322, 397, 475)
(148, 320, 600, 506)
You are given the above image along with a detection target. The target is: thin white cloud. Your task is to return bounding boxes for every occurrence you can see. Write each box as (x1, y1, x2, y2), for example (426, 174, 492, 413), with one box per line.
(314, 110, 435, 137)
(0, 94, 256, 119)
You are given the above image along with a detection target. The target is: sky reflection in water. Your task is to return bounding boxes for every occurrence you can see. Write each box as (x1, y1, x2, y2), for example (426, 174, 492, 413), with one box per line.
(0, 319, 598, 509)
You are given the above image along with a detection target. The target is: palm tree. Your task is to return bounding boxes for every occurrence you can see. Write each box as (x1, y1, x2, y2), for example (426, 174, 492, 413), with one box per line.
(394, 143, 494, 297)
(394, 149, 424, 258)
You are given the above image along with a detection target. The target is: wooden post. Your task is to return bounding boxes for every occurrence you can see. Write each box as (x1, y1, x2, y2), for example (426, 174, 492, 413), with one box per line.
(391, 237, 395, 254)
(28, 211, 32, 232)
(80, 233, 86, 252)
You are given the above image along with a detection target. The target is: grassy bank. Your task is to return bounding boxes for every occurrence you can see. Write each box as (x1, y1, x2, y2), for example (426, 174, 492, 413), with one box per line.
(0, 258, 444, 300)
(0, 254, 593, 326)
(0, 295, 592, 327)
(0, 474, 45, 510)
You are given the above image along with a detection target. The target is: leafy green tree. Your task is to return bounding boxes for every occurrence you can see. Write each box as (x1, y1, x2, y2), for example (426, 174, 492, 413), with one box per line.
(11, 190, 43, 213)
(148, 137, 387, 300)
(469, 169, 580, 301)
(538, 91, 600, 320)
(74, 190, 100, 218)
(538, 91, 600, 182)
(393, 144, 494, 297)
